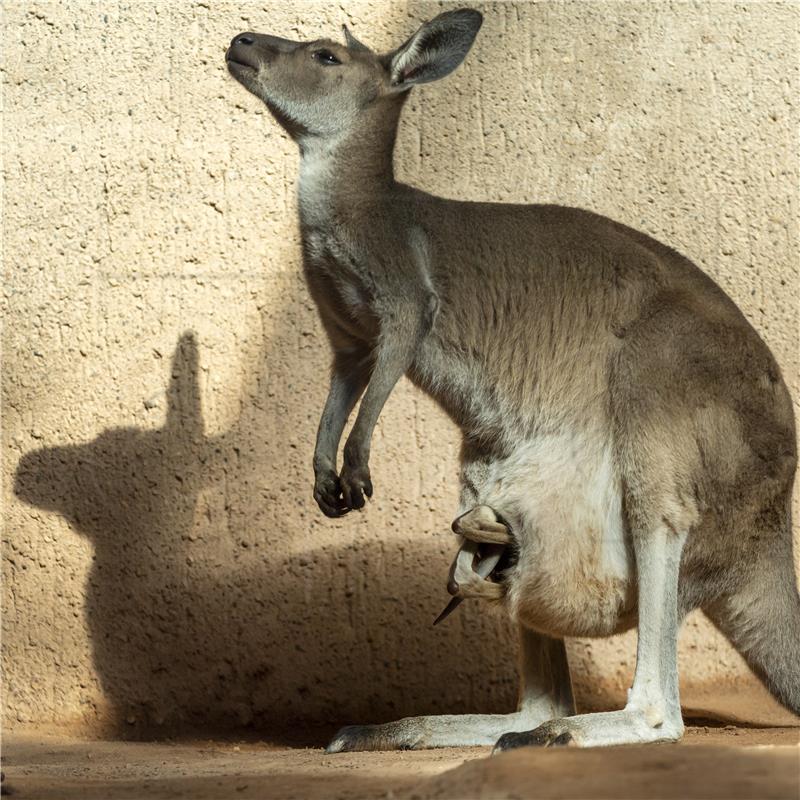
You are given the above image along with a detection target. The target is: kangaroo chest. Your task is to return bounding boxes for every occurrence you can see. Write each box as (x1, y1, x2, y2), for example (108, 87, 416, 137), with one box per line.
(297, 146, 382, 343)
(301, 226, 378, 343)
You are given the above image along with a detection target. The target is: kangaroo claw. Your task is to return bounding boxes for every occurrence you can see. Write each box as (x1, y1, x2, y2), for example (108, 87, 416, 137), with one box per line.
(433, 596, 463, 626)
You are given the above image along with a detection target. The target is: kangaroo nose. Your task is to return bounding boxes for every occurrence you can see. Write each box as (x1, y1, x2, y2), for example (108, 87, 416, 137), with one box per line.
(232, 33, 254, 46)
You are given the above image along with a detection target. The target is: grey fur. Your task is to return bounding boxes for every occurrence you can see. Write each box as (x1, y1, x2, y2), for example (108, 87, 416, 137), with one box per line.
(225, 8, 799, 750)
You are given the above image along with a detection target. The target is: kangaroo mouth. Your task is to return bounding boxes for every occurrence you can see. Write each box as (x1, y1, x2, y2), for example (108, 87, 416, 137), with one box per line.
(225, 47, 260, 73)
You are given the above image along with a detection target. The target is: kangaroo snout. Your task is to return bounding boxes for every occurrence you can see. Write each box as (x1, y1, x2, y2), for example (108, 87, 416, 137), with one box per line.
(226, 32, 302, 73)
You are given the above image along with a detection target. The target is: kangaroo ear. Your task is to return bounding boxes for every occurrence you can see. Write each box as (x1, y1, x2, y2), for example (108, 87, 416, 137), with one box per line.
(387, 8, 482, 90)
(342, 24, 371, 53)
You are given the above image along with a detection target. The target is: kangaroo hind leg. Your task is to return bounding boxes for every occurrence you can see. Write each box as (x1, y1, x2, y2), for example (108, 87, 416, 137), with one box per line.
(326, 627, 573, 752)
(496, 510, 688, 750)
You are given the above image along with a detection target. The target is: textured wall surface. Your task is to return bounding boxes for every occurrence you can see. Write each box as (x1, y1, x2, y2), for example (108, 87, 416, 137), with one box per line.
(3, 0, 798, 735)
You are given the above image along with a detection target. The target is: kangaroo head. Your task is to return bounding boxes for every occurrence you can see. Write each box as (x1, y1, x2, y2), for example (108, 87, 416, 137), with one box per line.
(225, 8, 482, 141)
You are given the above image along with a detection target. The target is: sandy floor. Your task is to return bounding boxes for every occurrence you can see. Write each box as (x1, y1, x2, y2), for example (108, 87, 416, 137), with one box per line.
(3, 724, 798, 800)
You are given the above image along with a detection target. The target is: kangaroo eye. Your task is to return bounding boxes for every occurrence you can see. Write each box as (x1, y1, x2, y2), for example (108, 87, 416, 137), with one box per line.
(312, 49, 341, 66)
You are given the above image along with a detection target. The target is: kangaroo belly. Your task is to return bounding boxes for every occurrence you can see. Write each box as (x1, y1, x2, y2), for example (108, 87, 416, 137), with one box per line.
(470, 429, 636, 638)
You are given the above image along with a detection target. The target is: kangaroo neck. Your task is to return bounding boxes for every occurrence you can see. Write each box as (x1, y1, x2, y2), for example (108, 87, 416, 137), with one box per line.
(297, 108, 402, 225)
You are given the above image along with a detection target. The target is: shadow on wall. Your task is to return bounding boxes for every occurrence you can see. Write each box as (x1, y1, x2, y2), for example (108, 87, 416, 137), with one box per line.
(11, 4, 529, 742)
(13, 323, 518, 741)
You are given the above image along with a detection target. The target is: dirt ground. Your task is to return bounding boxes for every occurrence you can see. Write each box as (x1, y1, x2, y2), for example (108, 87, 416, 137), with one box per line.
(2, 724, 798, 800)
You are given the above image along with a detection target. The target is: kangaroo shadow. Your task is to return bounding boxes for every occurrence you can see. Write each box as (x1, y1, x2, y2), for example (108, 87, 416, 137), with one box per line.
(14, 327, 517, 741)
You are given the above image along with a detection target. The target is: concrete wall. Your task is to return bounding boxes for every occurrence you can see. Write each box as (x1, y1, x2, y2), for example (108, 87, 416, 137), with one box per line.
(3, 0, 798, 735)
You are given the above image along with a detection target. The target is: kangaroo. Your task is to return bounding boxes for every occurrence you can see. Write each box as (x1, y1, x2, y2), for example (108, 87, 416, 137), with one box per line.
(225, 8, 799, 751)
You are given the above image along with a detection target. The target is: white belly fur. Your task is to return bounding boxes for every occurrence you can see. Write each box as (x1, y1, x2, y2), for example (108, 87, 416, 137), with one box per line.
(473, 428, 635, 637)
